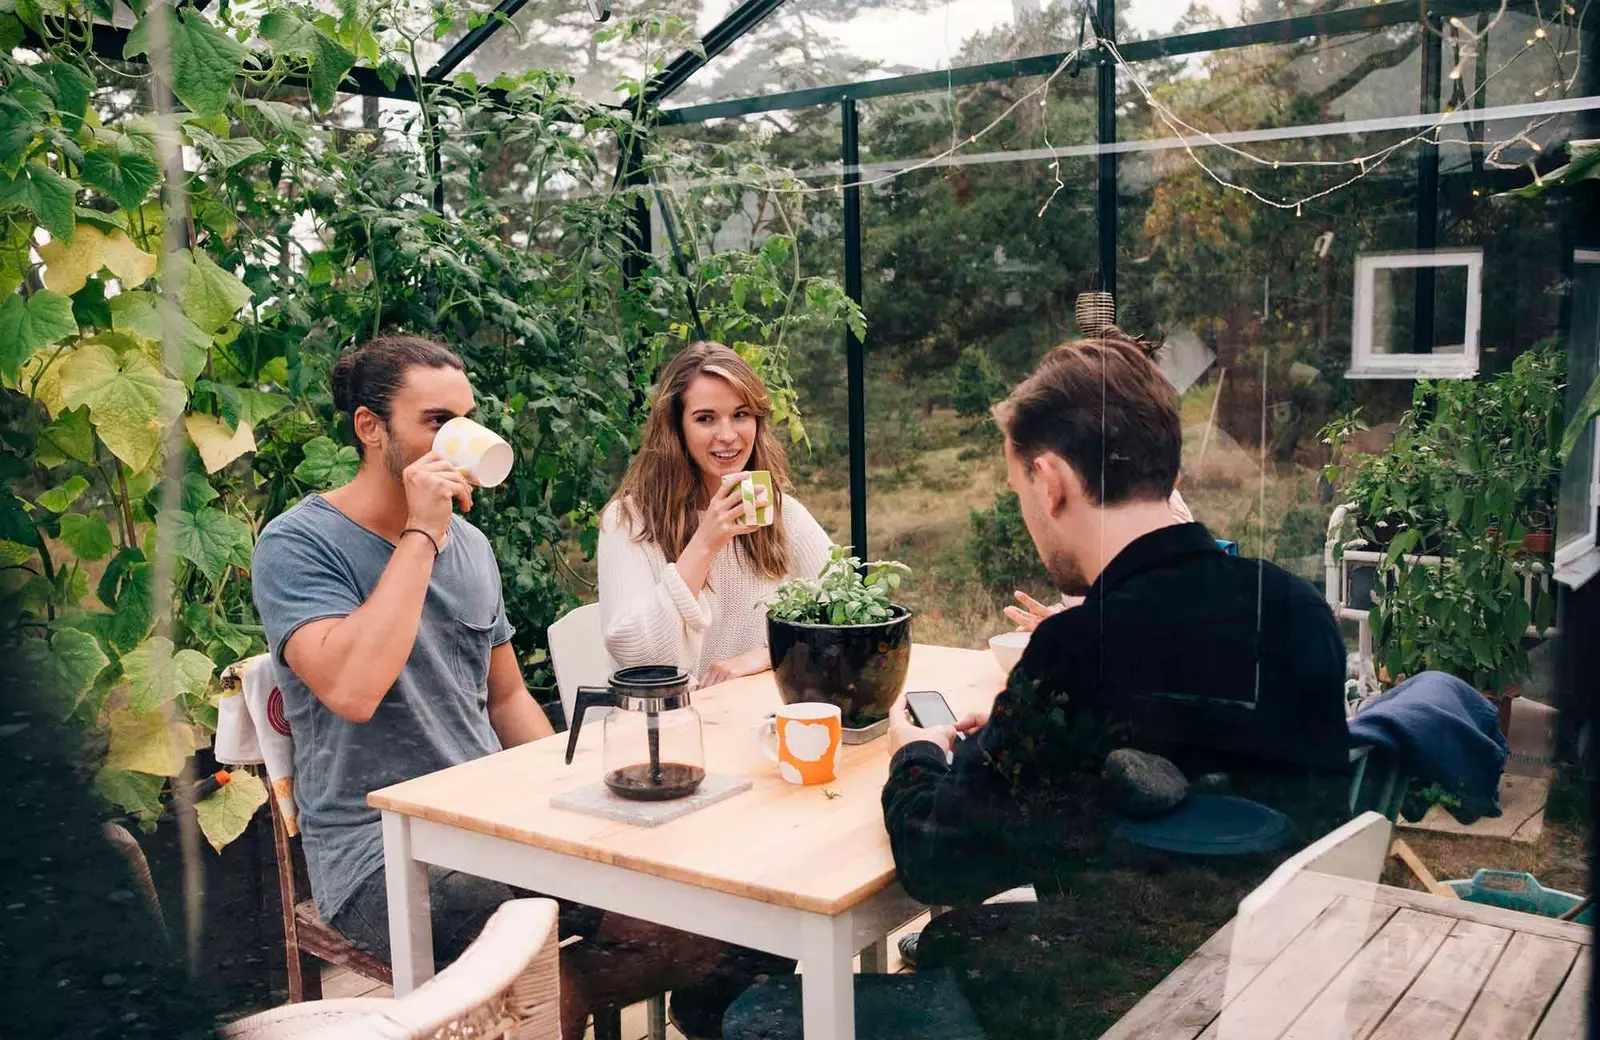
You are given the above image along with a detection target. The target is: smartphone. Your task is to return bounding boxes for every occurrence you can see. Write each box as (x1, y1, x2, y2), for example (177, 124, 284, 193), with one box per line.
(905, 690, 961, 734)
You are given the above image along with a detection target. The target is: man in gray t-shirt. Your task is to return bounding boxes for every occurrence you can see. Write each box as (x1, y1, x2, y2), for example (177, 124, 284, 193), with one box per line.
(251, 337, 783, 1038)
(251, 336, 556, 940)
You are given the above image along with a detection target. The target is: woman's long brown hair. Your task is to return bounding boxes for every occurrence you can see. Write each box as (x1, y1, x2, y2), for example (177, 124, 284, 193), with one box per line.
(610, 342, 793, 579)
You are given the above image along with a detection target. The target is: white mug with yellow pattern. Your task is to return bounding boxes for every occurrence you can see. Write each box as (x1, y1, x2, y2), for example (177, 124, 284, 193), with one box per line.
(433, 416, 514, 488)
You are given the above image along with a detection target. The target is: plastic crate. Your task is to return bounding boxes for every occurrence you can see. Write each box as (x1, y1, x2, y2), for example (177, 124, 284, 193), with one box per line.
(1443, 869, 1593, 924)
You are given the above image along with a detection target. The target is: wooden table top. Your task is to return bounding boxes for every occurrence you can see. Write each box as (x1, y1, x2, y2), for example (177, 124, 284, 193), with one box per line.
(1103, 870, 1593, 1040)
(369, 643, 1006, 915)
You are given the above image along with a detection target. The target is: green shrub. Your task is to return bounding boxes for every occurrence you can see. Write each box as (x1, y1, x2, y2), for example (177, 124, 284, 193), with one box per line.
(969, 490, 1051, 597)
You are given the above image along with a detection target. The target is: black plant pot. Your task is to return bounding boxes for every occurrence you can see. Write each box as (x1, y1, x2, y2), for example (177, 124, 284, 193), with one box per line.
(766, 606, 913, 730)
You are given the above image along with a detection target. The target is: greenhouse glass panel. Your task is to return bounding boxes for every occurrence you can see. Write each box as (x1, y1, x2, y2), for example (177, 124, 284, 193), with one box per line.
(457, 0, 727, 103)
(666, 0, 1081, 108)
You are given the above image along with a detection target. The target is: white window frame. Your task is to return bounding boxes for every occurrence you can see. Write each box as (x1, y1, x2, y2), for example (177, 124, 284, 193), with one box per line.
(1347, 249, 1483, 380)
(1555, 250, 1600, 590)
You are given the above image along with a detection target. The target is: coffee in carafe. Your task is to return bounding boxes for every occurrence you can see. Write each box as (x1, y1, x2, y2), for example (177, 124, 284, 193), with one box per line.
(565, 666, 705, 801)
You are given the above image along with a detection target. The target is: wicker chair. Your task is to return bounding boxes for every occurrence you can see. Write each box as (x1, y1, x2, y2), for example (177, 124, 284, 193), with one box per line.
(222, 898, 562, 1040)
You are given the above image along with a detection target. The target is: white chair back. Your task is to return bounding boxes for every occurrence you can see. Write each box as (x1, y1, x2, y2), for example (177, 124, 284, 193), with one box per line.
(1237, 810, 1392, 918)
(548, 603, 615, 730)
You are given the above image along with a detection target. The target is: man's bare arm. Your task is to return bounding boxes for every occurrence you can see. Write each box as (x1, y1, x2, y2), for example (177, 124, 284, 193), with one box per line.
(486, 640, 555, 746)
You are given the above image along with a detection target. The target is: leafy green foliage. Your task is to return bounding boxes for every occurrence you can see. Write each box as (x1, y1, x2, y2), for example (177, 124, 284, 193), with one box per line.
(0, 289, 76, 379)
(4, 1, 847, 851)
(1325, 350, 1567, 693)
(766, 544, 909, 625)
(969, 489, 1052, 598)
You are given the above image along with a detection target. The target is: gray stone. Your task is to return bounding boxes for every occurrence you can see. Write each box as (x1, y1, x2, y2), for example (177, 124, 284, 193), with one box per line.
(101, 973, 125, 987)
(1104, 748, 1189, 819)
(1193, 772, 1231, 794)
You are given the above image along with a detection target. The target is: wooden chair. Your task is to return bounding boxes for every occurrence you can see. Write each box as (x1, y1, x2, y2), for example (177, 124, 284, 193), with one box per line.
(266, 782, 393, 1002)
(223, 898, 561, 1039)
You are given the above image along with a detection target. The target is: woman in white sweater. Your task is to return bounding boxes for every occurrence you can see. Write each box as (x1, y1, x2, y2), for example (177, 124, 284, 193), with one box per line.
(599, 342, 834, 687)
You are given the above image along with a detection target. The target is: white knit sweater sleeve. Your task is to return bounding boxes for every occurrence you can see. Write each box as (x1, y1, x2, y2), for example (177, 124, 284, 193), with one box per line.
(783, 493, 836, 583)
(597, 502, 713, 673)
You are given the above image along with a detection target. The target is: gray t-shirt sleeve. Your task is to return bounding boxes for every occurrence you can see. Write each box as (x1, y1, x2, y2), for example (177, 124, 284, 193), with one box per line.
(491, 587, 514, 646)
(252, 521, 365, 666)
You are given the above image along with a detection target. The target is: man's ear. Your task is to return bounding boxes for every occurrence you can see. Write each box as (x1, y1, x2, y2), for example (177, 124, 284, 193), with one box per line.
(351, 406, 385, 455)
(1035, 452, 1081, 519)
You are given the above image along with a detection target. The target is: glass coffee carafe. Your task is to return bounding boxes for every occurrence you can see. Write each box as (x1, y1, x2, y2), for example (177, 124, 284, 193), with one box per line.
(564, 666, 705, 801)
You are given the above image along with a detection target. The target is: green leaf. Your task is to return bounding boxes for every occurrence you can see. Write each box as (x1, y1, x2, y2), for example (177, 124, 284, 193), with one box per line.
(80, 145, 161, 211)
(180, 471, 218, 511)
(107, 560, 154, 652)
(94, 767, 167, 826)
(123, 634, 215, 712)
(0, 290, 78, 382)
(259, 10, 356, 111)
(17, 628, 111, 717)
(126, 7, 249, 118)
(185, 125, 265, 170)
(60, 512, 113, 560)
(194, 380, 287, 429)
(294, 435, 359, 489)
(58, 341, 188, 473)
(109, 291, 209, 385)
(163, 248, 251, 334)
(166, 505, 252, 586)
(105, 707, 188, 776)
(0, 221, 31, 297)
(0, 13, 23, 52)
(39, 406, 95, 465)
(195, 769, 267, 852)
(38, 62, 92, 133)
(0, 493, 40, 547)
(0, 163, 80, 240)
(1560, 373, 1600, 461)
(71, 275, 113, 330)
(37, 474, 89, 512)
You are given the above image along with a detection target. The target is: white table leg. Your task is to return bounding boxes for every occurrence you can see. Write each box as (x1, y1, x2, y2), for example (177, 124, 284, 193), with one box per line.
(859, 938, 890, 974)
(800, 913, 855, 1040)
(382, 810, 433, 995)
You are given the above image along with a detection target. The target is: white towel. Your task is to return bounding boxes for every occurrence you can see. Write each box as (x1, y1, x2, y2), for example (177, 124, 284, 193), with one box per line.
(215, 654, 298, 836)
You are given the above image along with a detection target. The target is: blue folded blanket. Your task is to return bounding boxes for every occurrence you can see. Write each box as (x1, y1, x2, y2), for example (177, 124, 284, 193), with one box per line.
(1347, 671, 1508, 823)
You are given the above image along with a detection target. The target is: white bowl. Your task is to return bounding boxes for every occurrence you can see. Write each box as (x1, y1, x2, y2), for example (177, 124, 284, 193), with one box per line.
(988, 631, 1031, 674)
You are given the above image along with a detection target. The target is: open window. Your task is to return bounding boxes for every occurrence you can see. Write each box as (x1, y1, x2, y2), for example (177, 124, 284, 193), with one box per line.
(1347, 250, 1483, 380)
(1556, 250, 1600, 590)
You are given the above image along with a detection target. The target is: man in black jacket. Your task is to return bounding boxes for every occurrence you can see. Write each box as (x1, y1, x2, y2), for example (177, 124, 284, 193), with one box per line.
(881, 332, 1349, 1034)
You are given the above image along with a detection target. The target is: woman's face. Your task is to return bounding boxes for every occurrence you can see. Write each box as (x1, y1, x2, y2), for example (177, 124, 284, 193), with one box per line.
(680, 373, 757, 487)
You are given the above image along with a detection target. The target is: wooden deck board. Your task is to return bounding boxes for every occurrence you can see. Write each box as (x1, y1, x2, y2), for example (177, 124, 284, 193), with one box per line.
(1104, 872, 1592, 1040)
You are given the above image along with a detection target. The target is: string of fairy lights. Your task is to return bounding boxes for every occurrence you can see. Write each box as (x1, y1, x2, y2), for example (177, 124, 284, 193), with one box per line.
(654, 0, 1592, 220)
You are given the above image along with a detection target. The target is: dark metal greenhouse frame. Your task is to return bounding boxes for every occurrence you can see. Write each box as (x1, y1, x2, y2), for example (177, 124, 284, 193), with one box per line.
(43, 0, 1598, 561)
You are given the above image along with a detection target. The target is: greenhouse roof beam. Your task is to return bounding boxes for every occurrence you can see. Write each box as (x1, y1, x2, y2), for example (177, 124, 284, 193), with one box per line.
(646, 0, 788, 104)
(659, 0, 1528, 124)
(425, 0, 531, 82)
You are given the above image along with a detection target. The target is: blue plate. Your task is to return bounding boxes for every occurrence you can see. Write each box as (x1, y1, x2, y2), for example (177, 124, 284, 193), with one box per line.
(1112, 794, 1293, 856)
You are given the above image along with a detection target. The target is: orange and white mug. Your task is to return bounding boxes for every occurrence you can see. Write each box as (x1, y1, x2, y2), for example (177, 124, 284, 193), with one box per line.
(759, 702, 842, 785)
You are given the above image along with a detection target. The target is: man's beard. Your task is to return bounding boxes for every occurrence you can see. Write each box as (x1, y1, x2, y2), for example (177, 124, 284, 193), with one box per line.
(383, 427, 407, 482)
(1046, 546, 1092, 597)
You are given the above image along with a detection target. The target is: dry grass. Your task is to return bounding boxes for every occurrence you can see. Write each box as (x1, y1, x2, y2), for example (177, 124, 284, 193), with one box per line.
(795, 434, 1015, 650)
(1379, 772, 1590, 899)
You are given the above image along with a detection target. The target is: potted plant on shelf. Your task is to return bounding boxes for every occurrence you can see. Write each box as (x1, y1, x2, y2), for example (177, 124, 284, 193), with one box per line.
(765, 546, 913, 733)
(1324, 348, 1566, 730)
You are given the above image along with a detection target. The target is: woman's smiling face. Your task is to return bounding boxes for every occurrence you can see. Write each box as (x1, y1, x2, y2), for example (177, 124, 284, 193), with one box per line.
(681, 373, 757, 489)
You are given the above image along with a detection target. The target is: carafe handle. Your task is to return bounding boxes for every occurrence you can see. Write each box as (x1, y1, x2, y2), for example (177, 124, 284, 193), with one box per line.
(565, 686, 619, 765)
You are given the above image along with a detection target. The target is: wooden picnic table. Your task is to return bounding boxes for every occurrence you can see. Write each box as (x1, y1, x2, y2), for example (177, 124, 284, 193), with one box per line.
(369, 642, 1006, 1040)
(1102, 868, 1592, 1040)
